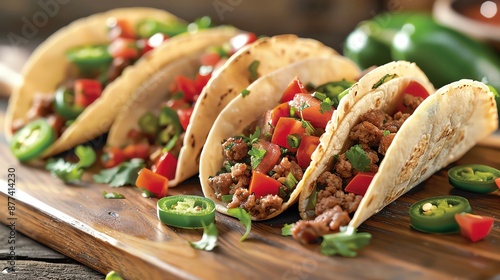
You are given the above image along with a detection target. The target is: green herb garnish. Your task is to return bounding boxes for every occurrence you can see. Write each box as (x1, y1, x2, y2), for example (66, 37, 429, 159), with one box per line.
(345, 144, 371, 172)
(221, 194, 234, 202)
(301, 119, 316, 135)
(282, 223, 294, 236)
(241, 88, 250, 97)
(102, 191, 125, 199)
(93, 158, 145, 187)
(227, 208, 252, 241)
(383, 130, 391, 136)
(45, 145, 97, 183)
(189, 222, 218, 251)
(248, 147, 266, 169)
(248, 60, 260, 82)
(320, 226, 372, 257)
(372, 74, 397, 89)
(284, 172, 298, 190)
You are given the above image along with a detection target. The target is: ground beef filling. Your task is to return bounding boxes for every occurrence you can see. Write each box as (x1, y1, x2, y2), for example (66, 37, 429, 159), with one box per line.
(208, 136, 304, 220)
(292, 94, 423, 244)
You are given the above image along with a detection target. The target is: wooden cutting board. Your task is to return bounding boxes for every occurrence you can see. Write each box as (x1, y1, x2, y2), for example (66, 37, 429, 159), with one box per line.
(1, 104, 499, 280)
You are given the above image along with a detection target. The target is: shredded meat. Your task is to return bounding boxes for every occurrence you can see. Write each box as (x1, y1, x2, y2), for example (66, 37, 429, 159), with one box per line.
(106, 58, 132, 85)
(360, 109, 386, 129)
(382, 112, 410, 133)
(222, 137, 248, 162)
(361, 144, 380, 173)
(334, 154, 354, 179)
(26, 94, 55, 123)
(349, 121, 383, 147)
(378, 133, 396, 155)
(208, 173, 233, 198)
(46, 114, 66, 137)
(402, 94, 424, 114)
(228, 189, 282, 220)
(292, 205, 351, 244)
(230, 163, 251, 189)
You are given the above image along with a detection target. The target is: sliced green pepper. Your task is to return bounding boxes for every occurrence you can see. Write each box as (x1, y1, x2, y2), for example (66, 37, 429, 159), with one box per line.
(135, 19, 187, 38)
(157, 195, 216, 229)
(66, 44, 112, 72)
(409, 195, 472, 234)
(448, 164, 500, 194)
(138, 112, 159, 134)
(10, 119, 56, 162)
(156, 107, 182, 147)
(54, 86, 84, 120)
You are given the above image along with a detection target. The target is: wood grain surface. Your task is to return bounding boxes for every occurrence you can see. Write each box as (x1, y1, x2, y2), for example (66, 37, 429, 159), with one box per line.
(1, 98, 499, 280)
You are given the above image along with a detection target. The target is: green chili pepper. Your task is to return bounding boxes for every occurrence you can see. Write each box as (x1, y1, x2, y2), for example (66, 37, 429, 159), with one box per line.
(66, 44, 112, 73)
(344, 12, 500, 99)
(157, 195, 216, 229)
(138, 112, 159, 134)
(448, 164, 500, 194)
(10, 119, 56, 162)
(409, 195, 472, 234)
(54, 86, 84, 120)
(156, 106, 182, 147)
(314, 80, 354, 107)
(135, 19, 188, 38)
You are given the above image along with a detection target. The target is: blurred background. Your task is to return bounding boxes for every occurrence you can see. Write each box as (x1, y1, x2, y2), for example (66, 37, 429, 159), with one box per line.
(0, 0, 435, 72)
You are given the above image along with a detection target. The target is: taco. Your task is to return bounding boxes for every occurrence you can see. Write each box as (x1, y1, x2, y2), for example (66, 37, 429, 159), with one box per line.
(176, 34, 339, 185)
(293, 66, 497, 243)
(5, 7, 213, 161)
(104, 29, 253, 177)
(199, 55, 364, 220)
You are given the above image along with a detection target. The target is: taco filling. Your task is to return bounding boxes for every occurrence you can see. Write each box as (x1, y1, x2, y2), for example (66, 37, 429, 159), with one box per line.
(9, 16, 205, 161)
(292, 80, 430, 244)
(207, 77, 356, 219)
(102, 33, 258, 177)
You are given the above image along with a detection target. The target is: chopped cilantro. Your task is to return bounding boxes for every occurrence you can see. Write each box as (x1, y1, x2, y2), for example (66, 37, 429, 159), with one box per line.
(221, 194, 234, 202)
(227, 208, 252, 241)
(102, 191, 125, 199)
(282, 223, 294, 236)
(383, 130, 391, 136)
(245, 126, 261, 145)
(345, 144, 371, 172)
(45, 145, 97, 183)
(320, 97, 335, 114)
(320, 226, 372, 257)
(301, 119, 316, 135)
(248, 60, 260, 82)
(93, 158, 146, 187)
(248, 147, 266, 169)
(189, 222, 218, 251)
(241, 88, 250, 97)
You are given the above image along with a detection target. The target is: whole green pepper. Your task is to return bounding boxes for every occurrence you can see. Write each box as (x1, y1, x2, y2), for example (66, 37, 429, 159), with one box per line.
(344, 12, 500, 91)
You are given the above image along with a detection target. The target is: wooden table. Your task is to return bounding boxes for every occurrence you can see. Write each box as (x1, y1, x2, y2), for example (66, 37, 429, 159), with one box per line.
(1, 95, 500, 280)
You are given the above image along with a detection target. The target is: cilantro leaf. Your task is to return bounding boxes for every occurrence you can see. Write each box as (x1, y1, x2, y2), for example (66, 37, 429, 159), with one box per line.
(189, 222, 218, 251)
(320, 97, 334, 114)
(281, 223, 294, 236)
(102, 191, 125, 199)
(345, 144, 371, 172)
(227, 208, 252, 241)
(320, 226, 372, 257)
(45, 145, 97, 183)
(248, 147, 266, 170)
(383, 130, 391, 136)
(248, 60, 260, 82)
(241, 88, 250, 97)
(93, 158, 145, 187)
(248, 127, 261, 144)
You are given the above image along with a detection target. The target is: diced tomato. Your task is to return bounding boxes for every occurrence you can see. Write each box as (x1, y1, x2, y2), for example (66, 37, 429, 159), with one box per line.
(280, 77, 308, 103)
(136, 168, 169, 197)
(174, 75, 198, 103)
(102, 147, 126, 168)
(271, 117, 307, 152)
(296, 135, 320, 169)
(455, 213, 494, 242)
(151, 151, 177, 180)
(269, 102, 291, 127)
(107, 18, 136, 40)
(495, 177, 500, 189)
(109, 38, 139, 59)
(194, 72, 212, 94)
(74, 79, 102, 107)
(229, 32, 258, 54)
(177, 107, 193, 131)
(344, 172, 376, 196)
(248, 171, 281, 198)
(289, 93, 321, 111)
(301, 105, 333, 129)
(200, 52, 221, 67)
(123, 143, 150, 160)
(165, 99, 189, 110)
(253, 140, 281, 174)
(395, 81, 429, 113)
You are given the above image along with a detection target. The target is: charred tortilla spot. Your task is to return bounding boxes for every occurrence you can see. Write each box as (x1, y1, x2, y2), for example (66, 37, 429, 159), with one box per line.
(343, 101, 350, 113)
(454, 129, 465, 145)
(420, 167, 428, 176)
(375, 97, 382, 108)
(190, 133, 196, 148)
(280, 48, 285, 55)
(397, 134, 429, 184)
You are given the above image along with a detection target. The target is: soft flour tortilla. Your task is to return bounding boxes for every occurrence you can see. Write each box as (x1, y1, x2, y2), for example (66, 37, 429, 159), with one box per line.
(200, 56, 361, 220)
(299, 74, 497, 227)
(176, 35, 339, 185)
(5, 7, 186, 157)
(106, 27, 240, 186)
